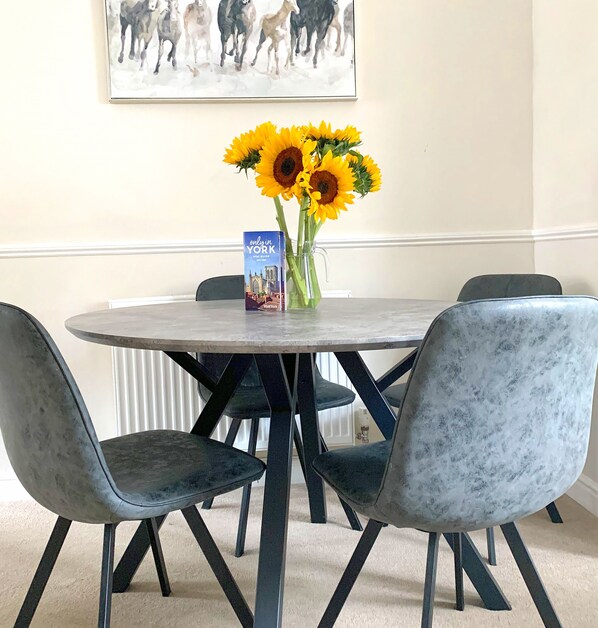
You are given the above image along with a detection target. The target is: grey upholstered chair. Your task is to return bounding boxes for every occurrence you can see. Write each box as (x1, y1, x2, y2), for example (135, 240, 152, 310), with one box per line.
(196, 275, 357, 556)
(0, 303, 264, 628)
(384, 274, 563, 408)
(384, 273, 564, 564)
(314, 296, 598, 628)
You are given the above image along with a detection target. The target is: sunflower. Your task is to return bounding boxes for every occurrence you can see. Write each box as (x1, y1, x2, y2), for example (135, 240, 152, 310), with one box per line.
(256, 127, 316, 200)
(302, 152, 355, 222)
(333, 125, 361, 145)
(303, 121, 334, 142)
(224, 122, 276, 173)
(303, 121, 362, 158)
(349, 153, 382, 196)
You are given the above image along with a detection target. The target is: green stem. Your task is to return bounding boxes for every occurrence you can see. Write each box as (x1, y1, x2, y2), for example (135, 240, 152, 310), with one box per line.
(273, 196, 308, 307)
(274, 196, 293, 256)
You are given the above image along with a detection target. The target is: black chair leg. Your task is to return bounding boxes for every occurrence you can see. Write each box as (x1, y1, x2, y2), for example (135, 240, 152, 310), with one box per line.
(203, 418, 243, 510)
(500, 522, 562, 627)
(545, 502, 563, 524)
(422, 532, 440, 628)
(182, 506, 253, 628)
(145, 518, 171, 597)
(235, 417, 260, 558)
(318, 519, 383, 628)
(98, 523, 116, 628)
(318, 432, 363, 532)
(292, 417, 308, 482)
(15, 516, 72, 627)
(453, 532, 464, 611)
(486, 527, 497, 566)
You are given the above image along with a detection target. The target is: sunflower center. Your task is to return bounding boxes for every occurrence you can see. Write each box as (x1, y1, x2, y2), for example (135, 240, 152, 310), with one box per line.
(311, 171, 338, 204)
(273, 147, 303, 187)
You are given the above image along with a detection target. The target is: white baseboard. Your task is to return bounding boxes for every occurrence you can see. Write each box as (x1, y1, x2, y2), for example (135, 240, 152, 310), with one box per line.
(0, 478, 30, 502)
(567, 473, 598, 516)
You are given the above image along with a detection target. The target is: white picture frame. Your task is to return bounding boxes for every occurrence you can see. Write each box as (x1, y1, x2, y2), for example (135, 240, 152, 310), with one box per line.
(105, 0, 357, 102)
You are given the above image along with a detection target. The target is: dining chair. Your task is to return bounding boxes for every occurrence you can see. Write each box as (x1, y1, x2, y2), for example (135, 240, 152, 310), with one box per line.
(0, 302, 265, 628)
(314, 296, 598, 628)
(196, 275, 359, 557)
(384, 273, 565, 565)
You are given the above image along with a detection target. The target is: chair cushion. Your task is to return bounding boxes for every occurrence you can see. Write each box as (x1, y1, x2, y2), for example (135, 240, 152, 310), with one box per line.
(384, 382, 407, 408)
(312, 440, 391, 514)
(101, 430, 265, 522)
(225, 376, 356, 419)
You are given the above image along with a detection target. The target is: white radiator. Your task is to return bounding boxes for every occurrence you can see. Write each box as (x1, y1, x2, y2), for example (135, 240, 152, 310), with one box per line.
(109, 293, 355, 451)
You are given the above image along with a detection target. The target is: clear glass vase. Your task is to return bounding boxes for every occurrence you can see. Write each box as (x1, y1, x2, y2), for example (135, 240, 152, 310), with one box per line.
(286, 240, 322, 309)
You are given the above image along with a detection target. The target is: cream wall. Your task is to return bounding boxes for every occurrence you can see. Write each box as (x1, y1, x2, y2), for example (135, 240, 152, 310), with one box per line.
(533, 0, 598, 504)
(0, 1, 536, 483)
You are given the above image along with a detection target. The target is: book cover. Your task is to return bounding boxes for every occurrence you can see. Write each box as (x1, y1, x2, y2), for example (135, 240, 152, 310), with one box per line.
(243, 231, 286, 311)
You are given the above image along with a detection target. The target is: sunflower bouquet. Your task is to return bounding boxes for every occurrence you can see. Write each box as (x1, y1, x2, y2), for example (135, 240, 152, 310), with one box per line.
(224, 121, 382, 308)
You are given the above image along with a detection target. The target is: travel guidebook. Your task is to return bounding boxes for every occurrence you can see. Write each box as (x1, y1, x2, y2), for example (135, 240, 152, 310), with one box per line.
(243, 231, 286, 311)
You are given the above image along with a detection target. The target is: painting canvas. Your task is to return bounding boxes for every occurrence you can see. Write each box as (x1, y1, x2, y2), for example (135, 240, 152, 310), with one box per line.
(105, 0, 356, 101)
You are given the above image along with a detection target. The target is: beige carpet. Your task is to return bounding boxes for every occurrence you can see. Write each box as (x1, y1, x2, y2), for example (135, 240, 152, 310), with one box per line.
(0, 488, 596, 627)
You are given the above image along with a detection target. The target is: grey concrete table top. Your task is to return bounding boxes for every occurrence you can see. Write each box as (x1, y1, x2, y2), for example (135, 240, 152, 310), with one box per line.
(65, 298, 456, 354)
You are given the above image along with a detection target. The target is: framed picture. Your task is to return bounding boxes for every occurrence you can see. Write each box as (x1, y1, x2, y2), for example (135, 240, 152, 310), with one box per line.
(105, 0, 356, 102)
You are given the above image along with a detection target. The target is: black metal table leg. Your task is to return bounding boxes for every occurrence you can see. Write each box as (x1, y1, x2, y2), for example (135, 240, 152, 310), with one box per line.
(113, 353, 250, 593)
(253, 354, 297, 628)
(297, 353, 327, 524)
(445, 532, 511, 610)
(203, 418, 243, 510)
(318, 519, 383, 628)
(183, 506, 254, 628)
(335, 351, 397, 439)
(501, 522, 562, 627)
(190, 354, 254, 437)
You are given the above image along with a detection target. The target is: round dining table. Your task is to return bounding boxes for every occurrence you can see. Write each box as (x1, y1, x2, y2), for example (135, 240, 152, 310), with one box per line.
(66, 297, 511, 627)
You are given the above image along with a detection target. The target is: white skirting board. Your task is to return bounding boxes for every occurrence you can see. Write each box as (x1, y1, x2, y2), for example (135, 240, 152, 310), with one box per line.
(566, 474, 598, 517)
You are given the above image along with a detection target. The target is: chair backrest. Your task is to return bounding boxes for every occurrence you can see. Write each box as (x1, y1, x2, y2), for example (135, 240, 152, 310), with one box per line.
(457, 274, 562, 302)
(195, 276, 262, 393)
(375, 296, 598, 532)
(0, 303, 122, 523)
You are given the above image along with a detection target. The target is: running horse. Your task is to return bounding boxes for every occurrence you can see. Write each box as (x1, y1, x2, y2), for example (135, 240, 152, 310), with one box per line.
(184, 0, 212, 66)
(117, 0, 160, 68)
(217, 0, 235, 67)
(251, 0, 299, 76)
(231, 0, 256, 70)
(155, 0, 184, 74)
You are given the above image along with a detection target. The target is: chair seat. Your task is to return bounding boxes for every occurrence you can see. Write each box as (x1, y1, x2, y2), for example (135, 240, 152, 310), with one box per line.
(101, 430, 265, 522)
(224, 376, 356, 420)
(312, 440, 391, 515)
(383, 382, 407, 408)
